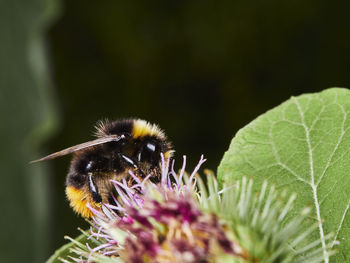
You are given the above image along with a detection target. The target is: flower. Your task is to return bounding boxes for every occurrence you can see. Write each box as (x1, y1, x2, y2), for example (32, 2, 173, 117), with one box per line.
(114, 190, 243, 263)
(85, 155, 245, 263)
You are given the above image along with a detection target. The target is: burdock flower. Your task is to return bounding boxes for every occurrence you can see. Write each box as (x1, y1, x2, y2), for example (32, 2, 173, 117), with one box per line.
(60, 155, 333, 263)
(79, 156, 245, 263)
(113, 188, 244, 262)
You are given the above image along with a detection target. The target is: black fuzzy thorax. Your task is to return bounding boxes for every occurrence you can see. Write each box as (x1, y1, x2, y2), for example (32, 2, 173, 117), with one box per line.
(99, 118, 134, 136)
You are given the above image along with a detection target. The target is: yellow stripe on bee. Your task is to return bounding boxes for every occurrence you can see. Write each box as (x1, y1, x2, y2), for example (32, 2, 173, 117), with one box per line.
(66, 186, 94, 218)
(132, 119, 165, 139)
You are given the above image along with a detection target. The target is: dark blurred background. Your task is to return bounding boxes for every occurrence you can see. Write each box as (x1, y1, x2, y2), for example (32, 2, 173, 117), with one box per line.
(1, 0, 350, 262)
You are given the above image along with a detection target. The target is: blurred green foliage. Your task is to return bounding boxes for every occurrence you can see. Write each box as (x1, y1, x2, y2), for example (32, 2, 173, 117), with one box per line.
(0, 0, 59, 262)
(1, 0, 350, 262)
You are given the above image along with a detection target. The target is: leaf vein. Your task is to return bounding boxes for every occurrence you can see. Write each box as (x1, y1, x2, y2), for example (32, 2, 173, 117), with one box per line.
(294, 98, 329, 263)
(332, 199, 350, 247)
(317, 104, 347, 186)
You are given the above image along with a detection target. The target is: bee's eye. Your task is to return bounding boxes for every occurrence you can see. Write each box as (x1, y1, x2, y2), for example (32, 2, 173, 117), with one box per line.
(138, 142, 160, 166)
(146, 143, 156, 152)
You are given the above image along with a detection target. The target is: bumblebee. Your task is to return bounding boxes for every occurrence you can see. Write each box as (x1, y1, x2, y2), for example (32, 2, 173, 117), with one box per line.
(32, 119, 173, 218)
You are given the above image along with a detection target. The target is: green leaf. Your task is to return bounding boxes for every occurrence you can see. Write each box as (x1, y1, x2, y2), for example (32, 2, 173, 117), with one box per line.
(46, 232, 90, 263)
(218, 88, 350, 262)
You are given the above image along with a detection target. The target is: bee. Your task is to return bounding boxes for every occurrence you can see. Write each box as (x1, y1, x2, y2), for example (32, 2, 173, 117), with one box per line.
(32, 119, 173, 218)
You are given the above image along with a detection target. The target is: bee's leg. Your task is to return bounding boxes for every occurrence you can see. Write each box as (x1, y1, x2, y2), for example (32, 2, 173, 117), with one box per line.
(149, 166, 161, 184)
(120, 154, 137, 169)
(88, 173, 102, 205)
(120, 154, 146, 178)
(120, 154, 161, 185)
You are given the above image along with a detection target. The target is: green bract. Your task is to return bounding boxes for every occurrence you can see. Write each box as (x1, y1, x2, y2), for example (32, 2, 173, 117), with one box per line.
(218, 88, 350, 262)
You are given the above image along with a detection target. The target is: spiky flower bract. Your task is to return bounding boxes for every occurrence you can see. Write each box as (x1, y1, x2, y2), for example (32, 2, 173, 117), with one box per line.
(58, 156, 334, 263)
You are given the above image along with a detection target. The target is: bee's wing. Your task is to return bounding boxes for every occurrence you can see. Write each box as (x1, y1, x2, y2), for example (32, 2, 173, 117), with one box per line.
(30, 134, 125, 163)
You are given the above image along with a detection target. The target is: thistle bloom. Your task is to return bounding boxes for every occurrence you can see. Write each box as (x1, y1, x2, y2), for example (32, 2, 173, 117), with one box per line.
(81, 155, 245, 263)
(61, 155, 333, 263)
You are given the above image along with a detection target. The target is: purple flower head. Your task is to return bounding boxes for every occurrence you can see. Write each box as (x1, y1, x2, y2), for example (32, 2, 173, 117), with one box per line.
(147, 193, 202, 223)
(84, 155, 244, 263)
(114, 189, 239, 263)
